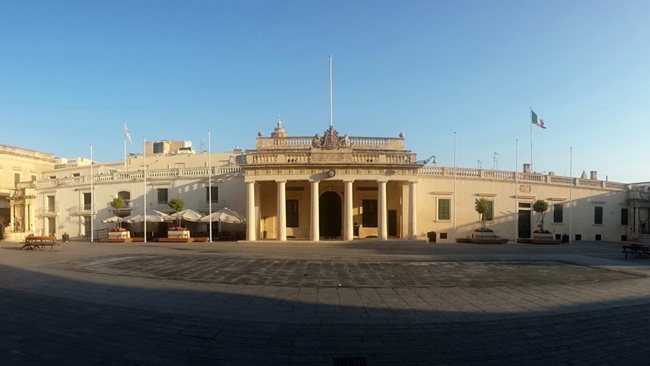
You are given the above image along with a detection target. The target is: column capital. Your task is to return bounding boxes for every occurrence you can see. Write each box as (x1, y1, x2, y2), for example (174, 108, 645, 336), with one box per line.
(275, 180, 287, 184)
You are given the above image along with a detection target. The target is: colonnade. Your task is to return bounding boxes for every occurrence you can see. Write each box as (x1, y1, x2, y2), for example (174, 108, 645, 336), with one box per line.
(245, 179, 418, 241)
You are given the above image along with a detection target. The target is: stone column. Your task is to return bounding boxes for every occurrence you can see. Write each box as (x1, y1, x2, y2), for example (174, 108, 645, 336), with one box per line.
(378, 180, 388, 240)
(343, 180, 354, 241)
(408, 180, 417, 240)
(246, 181, 256, 241)
(277, 180, 287, 241)
(310, 180, 320, 241)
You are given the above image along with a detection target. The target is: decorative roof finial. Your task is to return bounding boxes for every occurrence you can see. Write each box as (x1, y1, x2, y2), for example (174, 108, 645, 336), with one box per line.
(277, 114, 282, 127)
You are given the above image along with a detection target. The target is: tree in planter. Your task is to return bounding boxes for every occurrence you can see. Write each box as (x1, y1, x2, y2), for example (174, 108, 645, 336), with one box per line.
(474, 198, 492, 232)
(533, 199, 549, 233)
(168, 197, 185, 228)
(110, 196, 125, 228)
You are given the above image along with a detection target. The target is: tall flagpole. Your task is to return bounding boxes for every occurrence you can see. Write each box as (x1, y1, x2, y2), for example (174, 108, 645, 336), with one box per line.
(90, 144, 94, 243)
(143, 137, 147, 243)
(208, 129, 212, 243)
(530, 107, 533, 172)
(569, 147, 573, 244)
(124, 122, 127, 171)
(329, 55, 333, 128)
(453, 131, 457, 242)
(515, 139, 519, 242)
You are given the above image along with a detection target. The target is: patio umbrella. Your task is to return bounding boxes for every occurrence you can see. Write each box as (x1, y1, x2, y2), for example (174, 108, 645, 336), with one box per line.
(125, 209, 171, 223)
(165, 208, 203, 223)
(199, 207, 245, 224)
(101, 216, 123, 224)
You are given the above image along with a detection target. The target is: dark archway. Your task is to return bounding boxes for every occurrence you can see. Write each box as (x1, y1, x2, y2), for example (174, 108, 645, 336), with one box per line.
(319, 191, 341, 238)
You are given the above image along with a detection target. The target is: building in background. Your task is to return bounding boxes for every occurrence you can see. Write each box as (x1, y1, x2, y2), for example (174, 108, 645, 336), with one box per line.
(2, 120, 646, 243)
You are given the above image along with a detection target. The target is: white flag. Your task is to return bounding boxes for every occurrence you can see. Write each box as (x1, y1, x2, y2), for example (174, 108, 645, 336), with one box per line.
(124, 122, 132, 143)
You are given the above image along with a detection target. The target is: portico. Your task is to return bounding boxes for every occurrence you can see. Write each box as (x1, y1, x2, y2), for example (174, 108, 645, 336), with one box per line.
(242, 120, 421, 242)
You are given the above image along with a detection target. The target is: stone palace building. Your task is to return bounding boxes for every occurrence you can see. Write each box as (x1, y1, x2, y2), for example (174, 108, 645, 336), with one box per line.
(2, 119, 649, 243)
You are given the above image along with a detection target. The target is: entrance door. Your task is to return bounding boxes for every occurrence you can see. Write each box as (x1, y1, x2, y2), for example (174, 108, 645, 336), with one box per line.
(388, 210, 397, 237)
(518, 210, 531, 239)
(319, 191, 341, 238)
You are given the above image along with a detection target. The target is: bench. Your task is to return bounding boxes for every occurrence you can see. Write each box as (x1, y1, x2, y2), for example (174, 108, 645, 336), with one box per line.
(22, 236, 59, 251)
(622, 244, 649, 259)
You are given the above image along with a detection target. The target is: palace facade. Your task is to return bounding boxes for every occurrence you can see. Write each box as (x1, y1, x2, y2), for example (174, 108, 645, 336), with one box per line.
(3, 120, 650, 243)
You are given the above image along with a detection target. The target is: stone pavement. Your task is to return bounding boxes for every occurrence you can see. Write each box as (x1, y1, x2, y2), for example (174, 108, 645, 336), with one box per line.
(1, 239, 650, 365)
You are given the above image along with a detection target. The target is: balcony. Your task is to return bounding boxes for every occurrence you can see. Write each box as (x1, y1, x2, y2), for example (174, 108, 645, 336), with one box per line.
(70, 204, 94, 216)
(109, 200, 133, 216)
(37, 206, 58, 217)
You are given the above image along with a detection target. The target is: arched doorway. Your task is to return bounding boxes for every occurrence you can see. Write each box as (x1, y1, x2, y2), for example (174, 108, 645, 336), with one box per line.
(319, 191, 341, 238)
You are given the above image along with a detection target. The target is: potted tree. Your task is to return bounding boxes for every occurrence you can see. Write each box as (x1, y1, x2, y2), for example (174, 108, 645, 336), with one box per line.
(108, 196, 129, 239)
(532, 199, 554, 241)
(471, 198, 498, 241)
(168, 197, 189, 239)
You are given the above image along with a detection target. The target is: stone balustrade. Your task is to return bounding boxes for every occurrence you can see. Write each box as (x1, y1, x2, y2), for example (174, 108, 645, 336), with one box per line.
(256, 136, 404, 150)
(418, 166, 626, 191)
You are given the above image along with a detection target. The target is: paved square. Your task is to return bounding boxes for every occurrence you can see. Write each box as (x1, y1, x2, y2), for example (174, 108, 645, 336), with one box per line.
(1, 239, 650, 365)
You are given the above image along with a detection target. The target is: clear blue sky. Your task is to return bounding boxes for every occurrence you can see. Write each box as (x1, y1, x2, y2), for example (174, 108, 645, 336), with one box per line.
(1, 1, 648, 183)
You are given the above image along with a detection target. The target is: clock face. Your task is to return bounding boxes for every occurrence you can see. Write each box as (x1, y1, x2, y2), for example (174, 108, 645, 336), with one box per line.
(328, 170, 335, 178)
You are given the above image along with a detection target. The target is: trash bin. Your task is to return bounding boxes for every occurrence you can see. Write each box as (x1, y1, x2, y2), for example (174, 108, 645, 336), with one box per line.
(62, 233, 69, 242)
(427, 231, 436, 243)
(562, 234, 569, 243)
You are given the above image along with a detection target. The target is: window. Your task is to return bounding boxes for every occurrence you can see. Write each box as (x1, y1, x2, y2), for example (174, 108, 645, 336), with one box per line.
(118, 191, 131, 208)
(362, 199, 378, 228)
(206, 186, 219, 202)
(157, 188, 168, 204)
(485, 200, 494, 221)
(553, 203, 563, 223)
(594, 206, 603, 225)
(72, 173, 80, 177)
(438, 198, 450, 220)
(621, 208, 628, 225)
(47, 195, 55, 213)
(31, 175, 36, 182)
(14, 173, 20, 183)
(286, 200, 299, 228)
(83, 193, 92, 210)
(153, 142, 164, 154)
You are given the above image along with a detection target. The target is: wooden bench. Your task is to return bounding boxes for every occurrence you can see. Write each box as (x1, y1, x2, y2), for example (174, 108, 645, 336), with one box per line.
(22, 236, 59, 251)
(622, 244, 649, 259)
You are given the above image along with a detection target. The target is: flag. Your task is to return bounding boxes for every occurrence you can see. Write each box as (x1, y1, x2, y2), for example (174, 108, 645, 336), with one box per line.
(531, 110, 546, 129)
(124, 122, 132, 143)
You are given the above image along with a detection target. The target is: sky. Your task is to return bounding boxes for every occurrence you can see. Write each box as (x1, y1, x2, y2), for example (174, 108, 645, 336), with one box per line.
(1, 0, 649, 183)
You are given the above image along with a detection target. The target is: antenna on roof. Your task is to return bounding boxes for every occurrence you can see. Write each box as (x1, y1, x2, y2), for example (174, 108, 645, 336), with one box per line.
(329, 55, 333, 128)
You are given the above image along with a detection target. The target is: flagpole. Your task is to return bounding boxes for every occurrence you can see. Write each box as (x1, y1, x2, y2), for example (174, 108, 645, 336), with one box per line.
(329, 55, 333, 128)
(90, 144, 94, 243)
(124, 122, 127, 171)
(569, 147, 573, 244)
(453, 131, 457, 242)
(515, 139, 518, 242)
(530, 107, 533, 173)
(208, 129, 212, 243)
(143, 136, 147, 243)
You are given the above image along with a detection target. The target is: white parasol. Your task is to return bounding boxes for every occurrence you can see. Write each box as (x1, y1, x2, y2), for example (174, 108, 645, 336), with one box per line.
(125, 209, 171, 223)
(166, 208, 203, 223)
(199, 207, 245, 224)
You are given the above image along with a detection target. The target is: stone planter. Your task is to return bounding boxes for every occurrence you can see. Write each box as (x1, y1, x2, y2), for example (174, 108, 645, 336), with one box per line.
(472, 231, 497, 240)
(168, 230, 190, 239)
(108, 231, 130, 239)
(532, 232, 554, 241)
